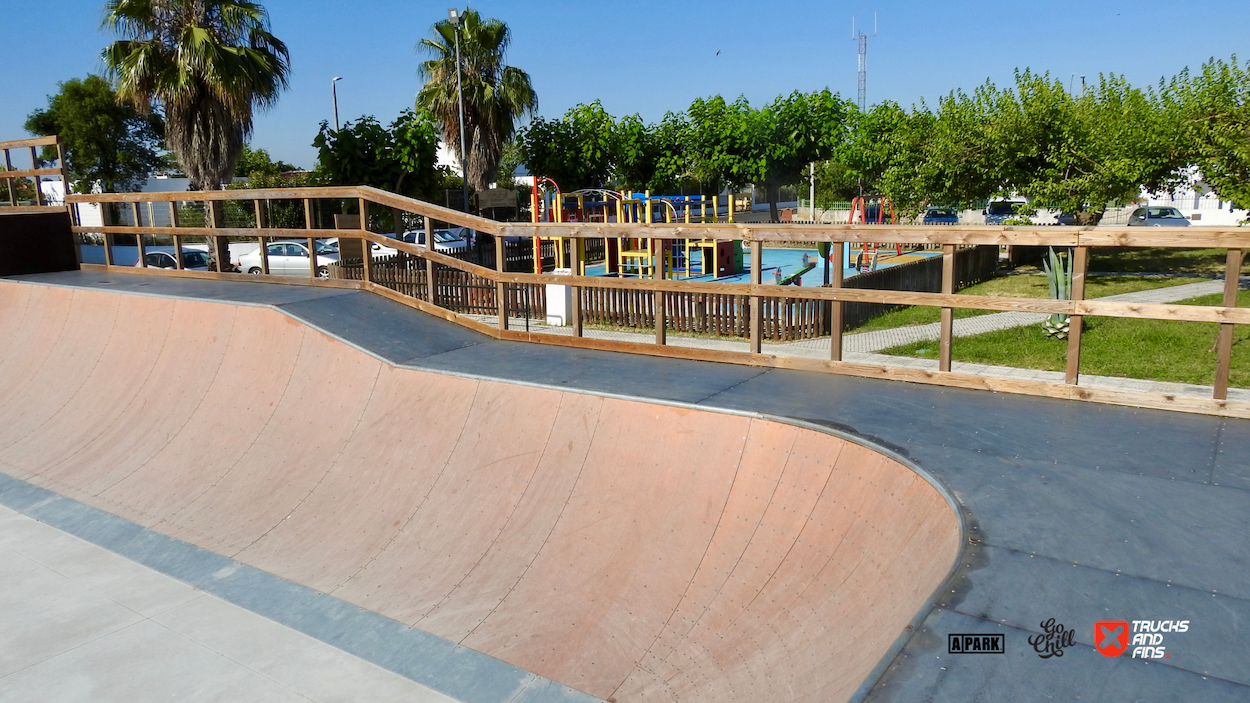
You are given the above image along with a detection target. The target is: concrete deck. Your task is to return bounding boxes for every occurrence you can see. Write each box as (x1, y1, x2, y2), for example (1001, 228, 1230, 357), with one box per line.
(0, 504, 458, 703)
(3, 270, 1249, 703)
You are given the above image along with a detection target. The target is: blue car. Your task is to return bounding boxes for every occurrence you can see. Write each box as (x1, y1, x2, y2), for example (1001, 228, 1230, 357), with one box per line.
(922, 207, 959, 225)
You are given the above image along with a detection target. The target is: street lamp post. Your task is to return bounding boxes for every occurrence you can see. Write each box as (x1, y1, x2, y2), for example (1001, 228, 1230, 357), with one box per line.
(448, 8, 469, 216)
(331, 76, 343, 131)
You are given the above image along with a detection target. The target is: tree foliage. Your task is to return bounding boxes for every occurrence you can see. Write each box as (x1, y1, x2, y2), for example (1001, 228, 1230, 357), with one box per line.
(1164, 56, 1250, 208)
(416, 8, 537, 193)
(103, 0, 290, 190)
(24, 75, 164, 193)
(502, 55, 1247, 224)
(234, 144, 300, 178)
(313, 110, 443, 199)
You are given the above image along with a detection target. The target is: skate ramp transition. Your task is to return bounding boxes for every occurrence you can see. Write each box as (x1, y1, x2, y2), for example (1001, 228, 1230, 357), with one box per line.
(0, 280, 960, 703)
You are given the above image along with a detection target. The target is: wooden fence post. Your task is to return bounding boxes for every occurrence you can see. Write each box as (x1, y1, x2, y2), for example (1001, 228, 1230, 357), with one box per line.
(425, 217, 436, 305)
(830, 240, 844, 361)
(1065, 246, 1089, 385)
(571, 237, 583, 337)
(3, 148, 14, 205)
(359, 197, 372, 283)
(939, 244, 955, 372)
(303, 199, 318, 278)
(750, 240, 762, 353)
(495, 234, 507, 331)
(207, 199, 230, 273)
(29, 146, 42, 207)
(655, 289, 666, 345)
(169, 202, 184, 270)
(131, 202, 146, 266)
(100, 201, 115, 266)
(254, 200, 269, 274)
(1214, 248, 1244, 400)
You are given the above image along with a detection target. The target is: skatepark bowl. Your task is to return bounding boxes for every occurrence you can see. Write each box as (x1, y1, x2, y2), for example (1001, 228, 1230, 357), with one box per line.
(0, 280, 961, 703)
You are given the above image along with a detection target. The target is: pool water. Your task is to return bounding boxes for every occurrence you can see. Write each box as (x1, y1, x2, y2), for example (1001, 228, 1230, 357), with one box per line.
(584, 247, 938, 286)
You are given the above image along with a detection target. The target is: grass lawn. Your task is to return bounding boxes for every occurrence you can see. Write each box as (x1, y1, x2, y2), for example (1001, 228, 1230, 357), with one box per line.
(1089, 247, 1250, 274)
(880, 290, 1250, 388)
(850, 274, 1195, 334)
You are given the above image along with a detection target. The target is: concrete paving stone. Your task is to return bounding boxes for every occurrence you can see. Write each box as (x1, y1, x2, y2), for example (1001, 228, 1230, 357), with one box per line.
(1, 512, 201, 617)
(0, 547, 144, 677)
(0, 619, 312, 703)
(153, 595, 460, 703)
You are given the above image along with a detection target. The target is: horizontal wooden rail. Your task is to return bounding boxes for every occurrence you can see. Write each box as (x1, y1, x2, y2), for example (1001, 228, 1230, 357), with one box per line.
(0, 136, 59, 150)
(1, 167, 62, 180)
(49, 181, 1250, 418)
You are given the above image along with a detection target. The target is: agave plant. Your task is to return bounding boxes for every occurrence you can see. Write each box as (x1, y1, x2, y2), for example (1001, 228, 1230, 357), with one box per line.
(1042, 247, 1073, 339)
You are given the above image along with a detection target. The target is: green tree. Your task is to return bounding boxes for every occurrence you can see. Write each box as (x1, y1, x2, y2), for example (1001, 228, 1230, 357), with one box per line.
(759, 90, 855, 220)
(313, 110, 443, 199)
(612, 112, 689, 193)
(1164, 56, 1250, 208)
(24, 75, 164, 193)
(685, 95, 762, 196)
(518, 102, 615, 191)
(416, 8, 537, 193)
(234, 144, 300, 178)
(103, 0, 290, 190)
(1010, 71, 1185, 223)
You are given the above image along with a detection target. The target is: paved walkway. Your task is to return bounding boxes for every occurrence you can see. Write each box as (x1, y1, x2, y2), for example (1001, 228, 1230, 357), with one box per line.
(0, 504, 456, 703)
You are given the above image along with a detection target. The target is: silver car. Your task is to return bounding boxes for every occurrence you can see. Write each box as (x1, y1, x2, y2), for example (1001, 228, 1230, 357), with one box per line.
(238, 240, 339, 277)
(1127, 206, 1191, 227)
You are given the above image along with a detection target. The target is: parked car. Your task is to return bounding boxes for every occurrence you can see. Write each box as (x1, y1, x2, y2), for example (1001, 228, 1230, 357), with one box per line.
(133, 248, 210, 270)
(320, 237, 398, 258)
(984, 201, 1026, 225)
(237, 240, 339, 277)
(399, 227, 469, 251)
(1055, 211, 1077, 226)
(1127, 206, 1191, 227)
(922, 207, 959, 225)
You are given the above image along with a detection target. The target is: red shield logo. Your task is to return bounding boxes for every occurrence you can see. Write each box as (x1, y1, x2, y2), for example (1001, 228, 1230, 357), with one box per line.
(1095, 621, 1129, 658)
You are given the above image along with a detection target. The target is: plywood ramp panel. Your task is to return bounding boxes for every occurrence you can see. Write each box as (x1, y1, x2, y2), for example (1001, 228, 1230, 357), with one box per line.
(0, 289, 116, 462)
(0, 281, 962, 703)
(34, 299, 235, 498)
(4, 293, 174, 496)
(160, 321, 382, 555)
(97, 305, 305, 528)
(337, 381, 570, 624)
(238, 364, 480, 592)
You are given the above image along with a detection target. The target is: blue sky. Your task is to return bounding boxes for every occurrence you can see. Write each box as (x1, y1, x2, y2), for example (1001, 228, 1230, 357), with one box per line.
(4, 0, 1248, 170)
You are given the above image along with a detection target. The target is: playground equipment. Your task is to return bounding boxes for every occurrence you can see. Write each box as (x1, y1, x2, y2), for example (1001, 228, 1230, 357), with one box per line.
(777, 254, 818, 286)
(530, 181, 744, 280)
(847, 196, 902, 272)
(615, 191, 743, 280)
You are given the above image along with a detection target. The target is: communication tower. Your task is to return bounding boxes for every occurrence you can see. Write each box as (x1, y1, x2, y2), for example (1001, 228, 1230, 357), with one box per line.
(852, 14, 878, 112)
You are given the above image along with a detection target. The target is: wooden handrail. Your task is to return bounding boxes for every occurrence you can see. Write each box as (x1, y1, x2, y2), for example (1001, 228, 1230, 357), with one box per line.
(0, 136, 59, 150)
(55, 181, 1250, 418)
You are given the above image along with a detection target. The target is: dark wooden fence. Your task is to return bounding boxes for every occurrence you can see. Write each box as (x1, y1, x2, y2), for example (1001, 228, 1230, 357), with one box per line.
(333, 252, 547, 317)
(336, 244, 998, 340)
(840, 245, 999, 329)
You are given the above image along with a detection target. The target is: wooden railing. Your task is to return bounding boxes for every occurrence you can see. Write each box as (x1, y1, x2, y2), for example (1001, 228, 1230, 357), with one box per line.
(1, 136, 68, 212)
(58, 184, 1250, 419)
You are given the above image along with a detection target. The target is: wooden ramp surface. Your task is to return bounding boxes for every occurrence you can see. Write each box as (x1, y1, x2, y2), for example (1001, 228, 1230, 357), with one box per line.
(0, 280, 960, 703)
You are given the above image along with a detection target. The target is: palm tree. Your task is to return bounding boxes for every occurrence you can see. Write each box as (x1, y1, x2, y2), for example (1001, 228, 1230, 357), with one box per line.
(102, 0, 290, 191)
(417, 9, 537, 195)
